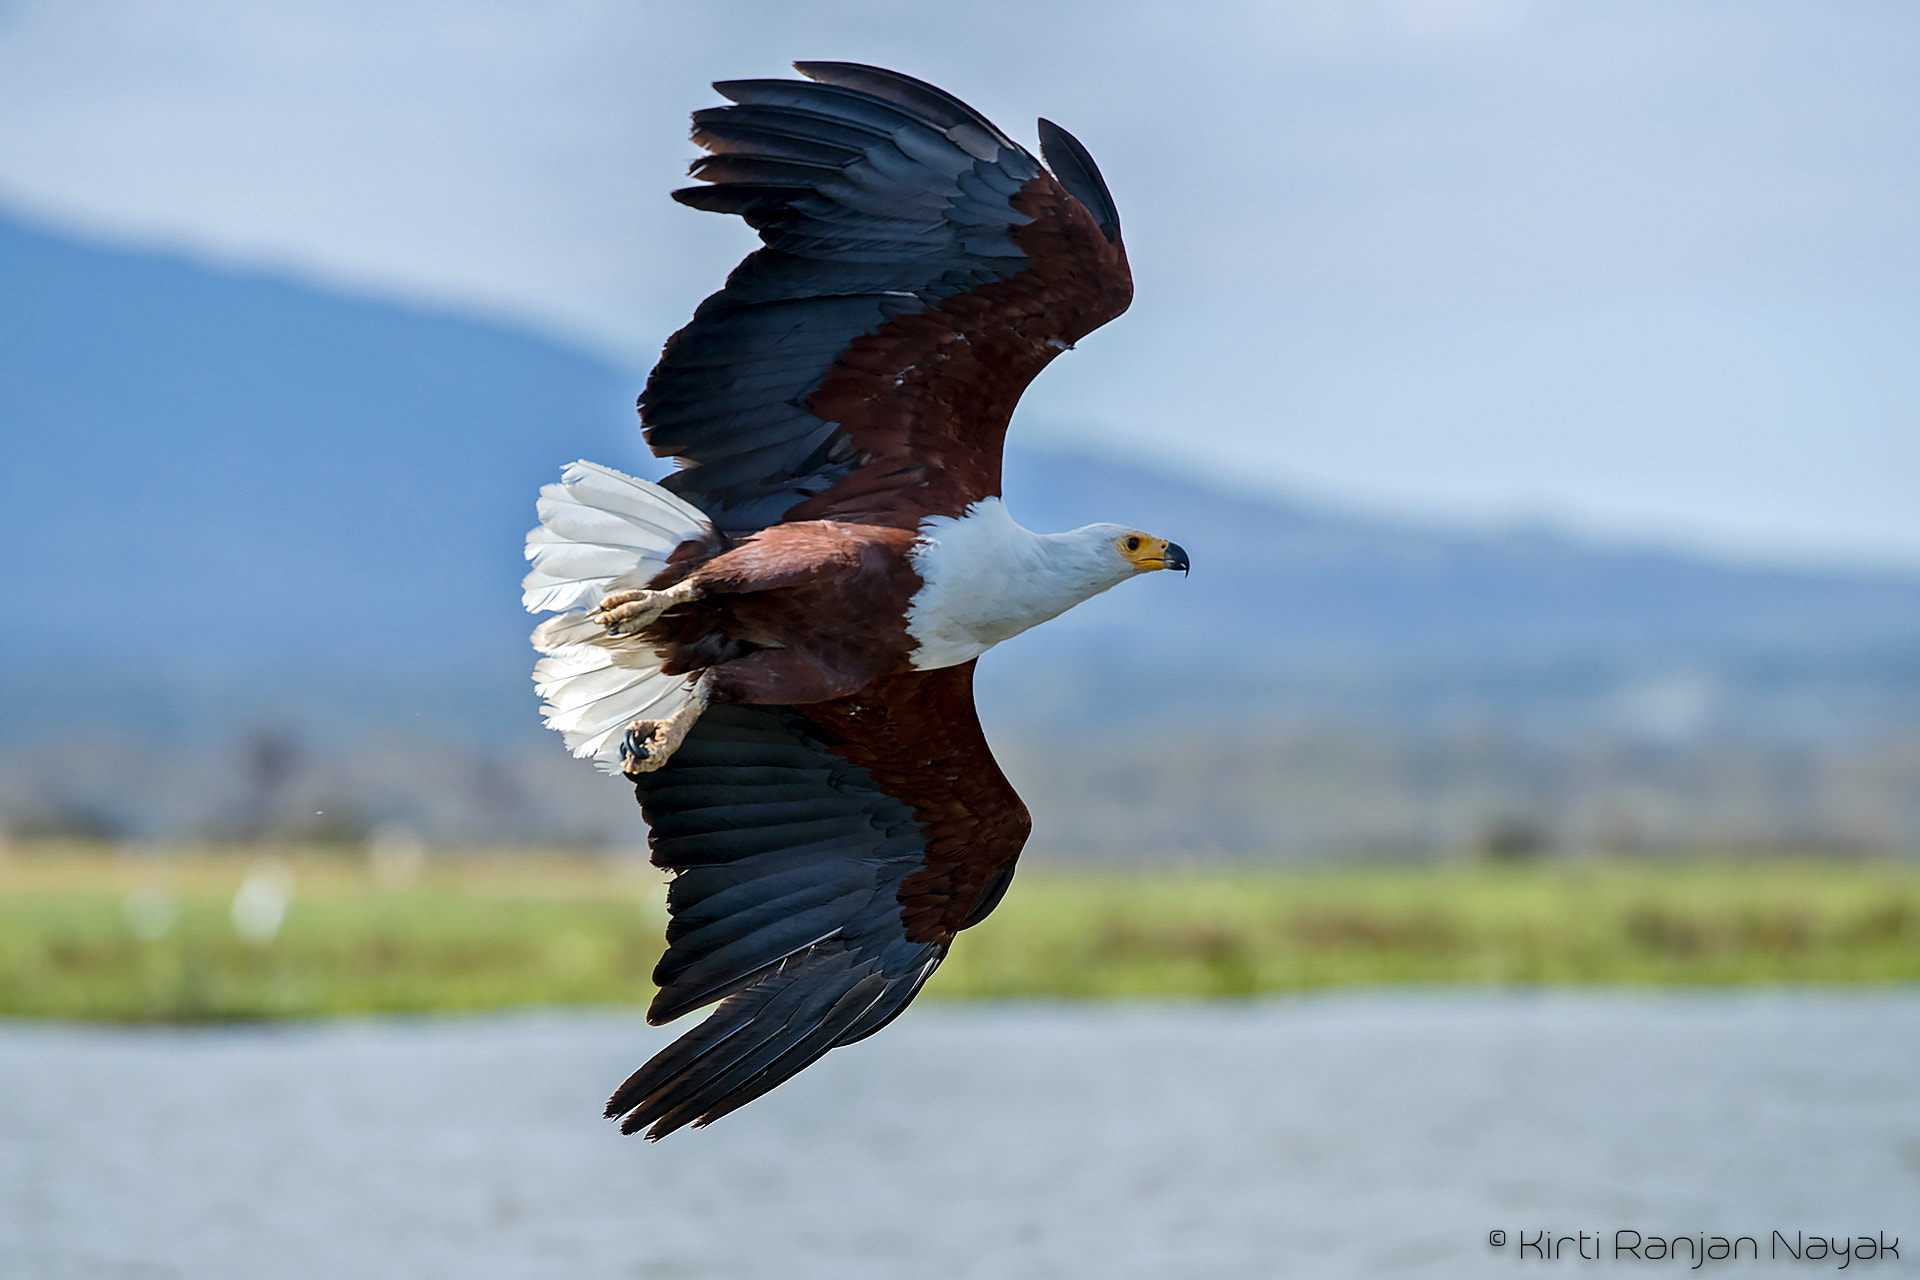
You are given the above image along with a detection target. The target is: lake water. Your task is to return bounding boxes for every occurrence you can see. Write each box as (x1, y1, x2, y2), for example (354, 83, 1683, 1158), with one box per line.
(2, 991, 1915, 1278)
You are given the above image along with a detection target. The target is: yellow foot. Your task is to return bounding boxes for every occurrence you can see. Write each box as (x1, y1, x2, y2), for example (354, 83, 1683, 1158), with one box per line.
(591, 580, 699, 636)
(619, 674, 712, 775)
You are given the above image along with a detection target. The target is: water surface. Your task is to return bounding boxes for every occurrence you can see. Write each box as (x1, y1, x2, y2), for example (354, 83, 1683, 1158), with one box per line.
(2, 991, 1915, 1278)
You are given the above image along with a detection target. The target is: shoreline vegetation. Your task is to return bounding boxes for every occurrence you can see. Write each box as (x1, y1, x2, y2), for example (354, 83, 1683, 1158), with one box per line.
(1, 842, 1915, 1022)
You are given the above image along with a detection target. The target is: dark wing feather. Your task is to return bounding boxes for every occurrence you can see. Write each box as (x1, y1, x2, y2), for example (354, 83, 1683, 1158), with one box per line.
(1037, 118, 1122, 243)
(791, 61, 1023, 154)
(643, 62, 1131, 534)
(609, 662, 1029, 1139)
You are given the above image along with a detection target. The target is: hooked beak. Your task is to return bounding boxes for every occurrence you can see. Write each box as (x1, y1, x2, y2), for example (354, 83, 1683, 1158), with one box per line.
(1163, 542, 1190, 576)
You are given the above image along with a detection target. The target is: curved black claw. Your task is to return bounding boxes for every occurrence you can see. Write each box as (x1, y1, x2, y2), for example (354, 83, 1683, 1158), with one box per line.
(620, 725, 653, 777)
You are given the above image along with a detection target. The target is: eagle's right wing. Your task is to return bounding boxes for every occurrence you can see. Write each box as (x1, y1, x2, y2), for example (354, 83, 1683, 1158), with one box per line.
(642, 62, 1132, 534)
(610, 660, 1028, 1139)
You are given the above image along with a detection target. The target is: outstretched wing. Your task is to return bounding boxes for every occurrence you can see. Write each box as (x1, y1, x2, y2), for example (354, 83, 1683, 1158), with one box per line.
(609, 661, 1029, 1139)
(643, 61, 1132, 534)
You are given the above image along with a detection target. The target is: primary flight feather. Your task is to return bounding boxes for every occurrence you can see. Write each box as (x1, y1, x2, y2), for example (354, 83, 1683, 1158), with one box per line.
(522, 62, 1187, 1139)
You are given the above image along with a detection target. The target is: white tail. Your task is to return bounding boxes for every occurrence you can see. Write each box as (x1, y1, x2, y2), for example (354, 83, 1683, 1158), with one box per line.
(523, 461, 714, 771)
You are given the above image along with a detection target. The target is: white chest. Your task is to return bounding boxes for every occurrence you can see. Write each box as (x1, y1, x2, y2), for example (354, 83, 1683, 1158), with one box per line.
(903, 500, 1128, 671)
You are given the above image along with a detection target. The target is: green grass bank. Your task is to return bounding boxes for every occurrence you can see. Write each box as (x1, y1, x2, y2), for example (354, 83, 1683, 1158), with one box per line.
(1, 843, 1915, 1021)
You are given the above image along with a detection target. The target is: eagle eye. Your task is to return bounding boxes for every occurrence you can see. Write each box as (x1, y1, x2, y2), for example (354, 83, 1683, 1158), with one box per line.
(1124, 536, 1141, 552)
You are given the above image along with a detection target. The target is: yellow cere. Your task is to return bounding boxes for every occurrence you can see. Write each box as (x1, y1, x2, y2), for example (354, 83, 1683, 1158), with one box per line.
(1117, 533, 1174, 570)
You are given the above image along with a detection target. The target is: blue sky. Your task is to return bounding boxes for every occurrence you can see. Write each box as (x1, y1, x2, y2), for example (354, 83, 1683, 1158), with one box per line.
(2, 0, 1916, 567)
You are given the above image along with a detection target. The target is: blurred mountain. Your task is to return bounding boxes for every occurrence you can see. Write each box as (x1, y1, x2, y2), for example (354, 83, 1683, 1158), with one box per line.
(995, 449, 1920, 740)
(5, 210, 1919, 850)
(1, 210, 639, 665)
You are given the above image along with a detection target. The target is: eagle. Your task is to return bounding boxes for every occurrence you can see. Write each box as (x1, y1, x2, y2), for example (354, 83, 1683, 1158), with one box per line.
(522, 62, 1187, 1139)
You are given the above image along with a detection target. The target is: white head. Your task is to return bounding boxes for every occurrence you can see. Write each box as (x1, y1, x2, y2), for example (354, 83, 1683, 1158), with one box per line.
(906, 501, 1190, 670)
(1042, 522, 1192, 591)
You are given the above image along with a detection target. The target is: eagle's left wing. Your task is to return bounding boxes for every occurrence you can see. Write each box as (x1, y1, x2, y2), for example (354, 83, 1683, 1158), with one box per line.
(642, 62, 1132, 534)
(609, 660, 1028, 1139)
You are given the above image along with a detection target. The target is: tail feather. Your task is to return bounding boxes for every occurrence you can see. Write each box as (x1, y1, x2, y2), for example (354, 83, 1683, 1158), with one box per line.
(533, 657, 692, 752)
(524, 461, 715, 770)
(533, 491, 704, 550)
(521, 460, 712, 613)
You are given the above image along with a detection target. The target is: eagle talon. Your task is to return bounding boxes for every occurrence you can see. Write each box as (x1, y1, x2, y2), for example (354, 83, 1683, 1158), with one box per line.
(594, 589, 647, 614)
(620, 723, 665, 775)
(618, 673, 714, 776)
(591, 582, 701, 637)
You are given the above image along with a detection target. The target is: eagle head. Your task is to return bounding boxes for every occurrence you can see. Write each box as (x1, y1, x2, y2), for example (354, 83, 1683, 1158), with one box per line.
(1111, 530, 1190, 576)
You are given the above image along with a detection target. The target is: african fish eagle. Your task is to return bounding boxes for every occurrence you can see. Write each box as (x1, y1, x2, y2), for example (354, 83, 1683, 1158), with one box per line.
(522, 62, 1187, 1139)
